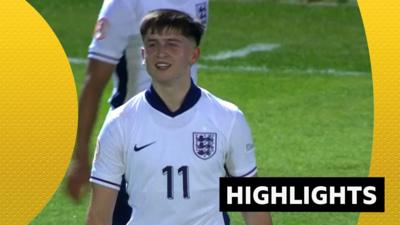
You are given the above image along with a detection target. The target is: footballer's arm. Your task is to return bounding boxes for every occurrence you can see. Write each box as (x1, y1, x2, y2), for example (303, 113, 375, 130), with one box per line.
(241, 174, 273, 225)
(242, 211, 273, 225)
(67, 59, 115, 201)
(87, 183, 118, 225)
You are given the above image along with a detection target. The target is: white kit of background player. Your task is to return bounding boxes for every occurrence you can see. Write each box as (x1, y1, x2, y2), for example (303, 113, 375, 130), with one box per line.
(89, 0, 209, 108)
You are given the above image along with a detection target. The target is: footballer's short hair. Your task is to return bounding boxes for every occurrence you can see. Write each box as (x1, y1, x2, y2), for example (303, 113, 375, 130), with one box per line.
(140, 9, 205, 46)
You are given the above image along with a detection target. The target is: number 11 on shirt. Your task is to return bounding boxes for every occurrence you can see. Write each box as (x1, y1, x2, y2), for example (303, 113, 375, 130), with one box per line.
(162, 165, 190, 199)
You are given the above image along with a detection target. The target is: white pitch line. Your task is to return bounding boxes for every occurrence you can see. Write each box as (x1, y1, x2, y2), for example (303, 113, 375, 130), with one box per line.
(276, 0, 358, 7)
(278, 68, 370, 76)
(68, 57, 88, 64)
(198, 64, 270, 73)
(68, 57, 369, 76)
(203, 43, 280, 61)
(199, 65, 369, 76)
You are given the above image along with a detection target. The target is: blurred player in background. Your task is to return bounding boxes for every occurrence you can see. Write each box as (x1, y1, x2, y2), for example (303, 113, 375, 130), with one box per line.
(87, 9, 273, 225)
(66, 0, 208, 224)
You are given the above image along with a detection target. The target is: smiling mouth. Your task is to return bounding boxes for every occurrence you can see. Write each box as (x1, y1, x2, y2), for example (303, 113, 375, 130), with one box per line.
(155, 62, 171, 70)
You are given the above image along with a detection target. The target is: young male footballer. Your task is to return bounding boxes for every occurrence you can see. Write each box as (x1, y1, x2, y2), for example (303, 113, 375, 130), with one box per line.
(87, 9, 272, 225)
(66, 1, 209, 224)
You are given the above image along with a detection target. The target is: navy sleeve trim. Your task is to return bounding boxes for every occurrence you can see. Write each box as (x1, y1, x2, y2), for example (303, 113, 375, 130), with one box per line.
(225, 166, 257, 178)
(237, 167, 257, 177)
(90, 176, 121, 188)
(88, 51, 120, 62)
(224, 164, 231, 177)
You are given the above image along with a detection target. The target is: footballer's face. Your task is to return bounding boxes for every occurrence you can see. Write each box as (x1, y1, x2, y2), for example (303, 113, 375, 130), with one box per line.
(142, 29, 199, 84)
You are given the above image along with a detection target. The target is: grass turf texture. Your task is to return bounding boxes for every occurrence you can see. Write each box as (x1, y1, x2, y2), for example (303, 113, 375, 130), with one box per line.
(28, 0, 372, 224)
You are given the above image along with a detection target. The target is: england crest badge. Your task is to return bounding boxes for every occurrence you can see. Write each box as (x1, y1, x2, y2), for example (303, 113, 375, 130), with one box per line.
(195, 2, 208, 26)
(193, 132, 217, 160)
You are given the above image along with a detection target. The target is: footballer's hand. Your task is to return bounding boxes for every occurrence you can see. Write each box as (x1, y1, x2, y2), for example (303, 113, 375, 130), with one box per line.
(66, 159, 91, 202)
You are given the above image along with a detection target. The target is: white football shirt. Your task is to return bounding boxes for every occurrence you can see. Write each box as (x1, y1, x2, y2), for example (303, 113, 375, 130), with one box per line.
(90, 83, 257, 225)
(88, 0, 209, 108)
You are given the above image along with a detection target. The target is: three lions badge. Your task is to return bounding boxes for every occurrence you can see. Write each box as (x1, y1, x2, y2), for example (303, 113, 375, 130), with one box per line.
(193, 132, 216, 160)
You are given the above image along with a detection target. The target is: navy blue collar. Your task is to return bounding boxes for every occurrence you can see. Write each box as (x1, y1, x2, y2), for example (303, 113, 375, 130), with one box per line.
(145, 80, 201, 117)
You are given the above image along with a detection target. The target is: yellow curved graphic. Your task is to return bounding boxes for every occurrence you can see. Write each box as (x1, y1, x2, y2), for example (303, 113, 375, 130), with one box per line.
(0, 1, 77, 224)
(358, 0, 400, 224)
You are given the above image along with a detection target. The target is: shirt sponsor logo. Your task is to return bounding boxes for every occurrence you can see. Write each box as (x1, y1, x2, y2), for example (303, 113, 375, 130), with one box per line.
(193, 132, 216, 160)
(134, 141, 156, 152)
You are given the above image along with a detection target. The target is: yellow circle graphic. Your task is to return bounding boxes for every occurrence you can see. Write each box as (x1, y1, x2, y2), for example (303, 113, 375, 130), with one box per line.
(358, 0, 400, 224)
(0, 1, 77, 225)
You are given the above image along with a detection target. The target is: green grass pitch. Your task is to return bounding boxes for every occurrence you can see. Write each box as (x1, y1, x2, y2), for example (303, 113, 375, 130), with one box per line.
(28, 0, 372, 224)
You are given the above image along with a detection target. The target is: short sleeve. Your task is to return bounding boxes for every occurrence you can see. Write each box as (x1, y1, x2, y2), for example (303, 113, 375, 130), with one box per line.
(88, 0, 138, 64)
(90, 116, 125, 190)
(225, 111, 257, 177)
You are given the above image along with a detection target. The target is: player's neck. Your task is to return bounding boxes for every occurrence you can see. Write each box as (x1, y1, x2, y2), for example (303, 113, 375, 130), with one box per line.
(151, 76, 192, 113)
